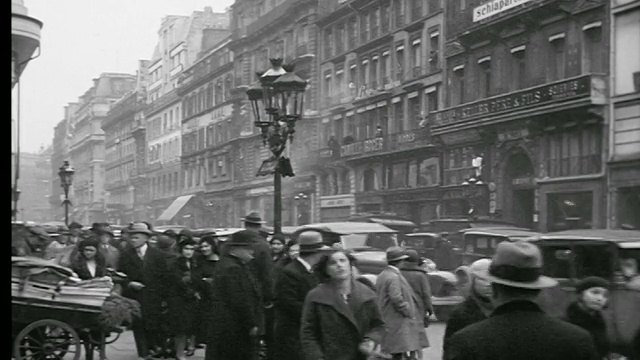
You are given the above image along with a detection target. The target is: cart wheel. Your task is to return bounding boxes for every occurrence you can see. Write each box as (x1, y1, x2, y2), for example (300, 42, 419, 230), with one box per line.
(13, 319, 81, 360)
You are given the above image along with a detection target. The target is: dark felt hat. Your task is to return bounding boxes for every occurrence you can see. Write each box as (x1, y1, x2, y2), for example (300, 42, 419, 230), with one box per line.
(242, 212, 265, 224)
(575, 276, 610, 294)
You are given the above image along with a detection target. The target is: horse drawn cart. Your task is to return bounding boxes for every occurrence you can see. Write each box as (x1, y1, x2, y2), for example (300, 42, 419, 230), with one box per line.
(11, 257, 137, 360)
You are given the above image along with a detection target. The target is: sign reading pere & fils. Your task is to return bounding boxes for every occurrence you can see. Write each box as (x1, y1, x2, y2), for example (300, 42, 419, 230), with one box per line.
(431, 75, 596, 128)
(473, 0, 533, 22)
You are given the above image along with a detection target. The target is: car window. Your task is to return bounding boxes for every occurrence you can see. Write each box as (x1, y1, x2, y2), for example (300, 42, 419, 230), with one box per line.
(540, 243, 615, 280)
(404, 235, 436, 248)
(341, 233, 397, 251)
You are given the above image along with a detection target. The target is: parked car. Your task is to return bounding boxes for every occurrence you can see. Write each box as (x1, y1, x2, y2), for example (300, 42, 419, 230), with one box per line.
(528, 229, 640, 358)
(292, 222, 398, 275)
(420, 217, 518, 248)
(347, 213, 418, 240)
(459, 227, 541, 265)
(402, 232, 441, 261)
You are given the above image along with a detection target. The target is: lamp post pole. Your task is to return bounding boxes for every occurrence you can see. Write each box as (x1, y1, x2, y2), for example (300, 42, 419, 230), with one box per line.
(247, 58, 307, 235)
(58, 161, 75, 227)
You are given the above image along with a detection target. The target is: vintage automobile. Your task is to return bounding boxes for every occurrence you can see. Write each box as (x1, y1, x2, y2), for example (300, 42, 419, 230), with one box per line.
(401, 232, 441, 260)
(292, 222, 399, 275)
(292, 222, 462, 321)
(528, 229, 640, 358)
(459, 227, 542, 265)
(347, 213, 418, 241)
(420, 217, 519, 248)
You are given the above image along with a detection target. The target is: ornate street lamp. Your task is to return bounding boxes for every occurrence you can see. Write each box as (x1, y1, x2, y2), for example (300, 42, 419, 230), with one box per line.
(58, 161, 75, 226)
(246, 58, 308, 234)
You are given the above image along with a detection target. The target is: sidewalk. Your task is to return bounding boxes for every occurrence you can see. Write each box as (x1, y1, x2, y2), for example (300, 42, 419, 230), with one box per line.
(104, 330, 205, 360)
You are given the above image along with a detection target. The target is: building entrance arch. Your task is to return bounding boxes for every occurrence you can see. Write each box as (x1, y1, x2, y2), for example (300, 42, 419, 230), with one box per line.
(503, 150, 536, 229)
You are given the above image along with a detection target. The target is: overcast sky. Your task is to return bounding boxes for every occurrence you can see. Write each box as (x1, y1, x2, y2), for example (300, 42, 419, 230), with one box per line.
(17, 0, 234, 153)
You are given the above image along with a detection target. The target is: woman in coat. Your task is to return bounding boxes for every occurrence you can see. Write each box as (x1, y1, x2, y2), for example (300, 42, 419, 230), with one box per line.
(70, 237, 107, 280)
(195, 235, 220, 347)
(300, 249, 386, 360)
(443, 259, 493, 357)
(168, 237, 202, 360)
(563, 276, 611, 359)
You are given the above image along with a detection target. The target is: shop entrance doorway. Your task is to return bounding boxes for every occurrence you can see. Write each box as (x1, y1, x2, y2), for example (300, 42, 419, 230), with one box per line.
(504, 151, 536, 229)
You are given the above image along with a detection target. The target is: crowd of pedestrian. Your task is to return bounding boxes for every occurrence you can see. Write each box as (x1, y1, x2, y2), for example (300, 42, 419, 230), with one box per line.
(11, 215, 639, 360)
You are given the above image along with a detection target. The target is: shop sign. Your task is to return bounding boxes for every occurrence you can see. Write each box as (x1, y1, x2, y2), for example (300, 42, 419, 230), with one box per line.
(247, 186, 272, 196)
(356, 194, 384, 204)
(473, 0, 533, 22)
(340, 138, 385, 157)
(320, 196, 355, 208)
(431, 75, 597, 128)
(439, 129, 482, 145)
(512, 177, 534, 186)
(497, 128, 529, 142)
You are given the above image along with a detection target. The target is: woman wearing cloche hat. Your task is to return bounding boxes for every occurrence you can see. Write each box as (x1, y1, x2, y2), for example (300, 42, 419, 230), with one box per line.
(563, 276, 611, 359)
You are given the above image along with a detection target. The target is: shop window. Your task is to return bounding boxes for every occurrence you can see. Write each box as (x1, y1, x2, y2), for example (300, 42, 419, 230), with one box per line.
(617, 186, 640, 229)
(390, 162, 407, 189)
(363, 168, 377, 191)
(418, 157, 439, 186)
(545, 126, 602, 177)
(548, 192, 593, 231)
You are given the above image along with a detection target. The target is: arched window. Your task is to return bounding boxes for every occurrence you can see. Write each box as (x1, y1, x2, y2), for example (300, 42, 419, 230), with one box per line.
(363, 168, 376, 192)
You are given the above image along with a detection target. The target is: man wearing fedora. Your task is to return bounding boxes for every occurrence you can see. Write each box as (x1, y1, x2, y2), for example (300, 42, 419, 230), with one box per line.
(96, 226, 120, 270)
(207, 231, 262, 360)
(118, 222, 172, 360)
(377, 247, 425, 360)
(273, 231, 331, 360)
(444, 241, 599, 360)
(221, 213, 276, 334)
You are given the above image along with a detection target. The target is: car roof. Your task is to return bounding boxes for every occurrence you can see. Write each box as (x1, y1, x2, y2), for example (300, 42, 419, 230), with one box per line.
(261, 225, 301, 235)
(461, 227, 541, 238)
(406, 232, 440, 237)
(421, 218, 515, 225)
(527, 229, 640, 244)
(294, 222, 397, 235)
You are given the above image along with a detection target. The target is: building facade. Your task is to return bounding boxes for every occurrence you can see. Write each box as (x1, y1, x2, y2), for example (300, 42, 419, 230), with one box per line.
(229, 0, 322, 226)
(430, 0, 610, 231)
(312, 0, 445, 224)
(102, 62, 149, 224)
(68, 73, 137, 225)
(609, 0, 640, 229)
(49, 107, 76, 221)
(177, 35, 238, 228)
(144, 8, 229, 224)
(19, 148, 51, 222)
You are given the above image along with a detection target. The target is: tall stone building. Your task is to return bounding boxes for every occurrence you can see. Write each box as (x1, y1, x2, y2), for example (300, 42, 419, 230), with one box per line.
(102, 61, 150, 224)
(430, 0, 610, 231)
(608, 0, 640, 229)
(229, 0, 322, 225)
(313, 0, 444, 224)
(68, 73, 136, 225)
(49, 104, 77, 220)
(144, 7, 229, 224)
(19, 147, 51, 222)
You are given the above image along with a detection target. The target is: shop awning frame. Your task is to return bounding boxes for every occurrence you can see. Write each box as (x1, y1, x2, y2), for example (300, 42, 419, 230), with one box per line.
(156, 195, 195, 222)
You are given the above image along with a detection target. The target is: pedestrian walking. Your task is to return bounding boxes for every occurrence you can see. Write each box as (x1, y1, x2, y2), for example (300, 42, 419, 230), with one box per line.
(563, 276, 611, 359)
(376, 247, 425, 360)
(400, 249, 434, 359)
(68, 221, 84, 245)
(117, 222, 171, 360)
(443, 258, 493, 353)
(96, 226, 120, 270)
(300, 249, 387, 360)
(168, 237, 201, 360)
(196, 234, 220, 347)
(444, 241, 600, 360)
(206, 231, 261, 360)
(272, 231, 330, 360)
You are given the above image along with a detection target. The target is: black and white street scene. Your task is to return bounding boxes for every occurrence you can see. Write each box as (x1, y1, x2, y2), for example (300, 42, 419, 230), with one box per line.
(11, 0, 640, 359)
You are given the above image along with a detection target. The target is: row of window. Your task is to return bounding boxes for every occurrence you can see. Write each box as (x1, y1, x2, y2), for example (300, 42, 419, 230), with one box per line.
(182, 77, 233, 120)
(182, 121, 234, 156)
(448, 25, 603, 107)
(148, 137, 180, 164)
(107, 191, 132, 208)
(106, 162, 134, 185)
(183, 154, 230, 189)
(322, 29, 440, 102)
(105, 140, 135, 164)
(323, 0, 442, 60)
(319, 88, 439, 146)
(359, 156, 440, 192)
(150, 171, 180, 200)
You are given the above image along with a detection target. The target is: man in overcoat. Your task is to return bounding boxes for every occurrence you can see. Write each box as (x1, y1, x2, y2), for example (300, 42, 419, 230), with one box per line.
(207, 231, 262, 360)
(117, 222, 171, 360)
(97, 226, 120, 269)
(376, 246, 425, 360)
(400, 249, 434, 358)
(220, 212, 275, 335)
(273, 231, 330, 360)
(444, 241, 599, 360)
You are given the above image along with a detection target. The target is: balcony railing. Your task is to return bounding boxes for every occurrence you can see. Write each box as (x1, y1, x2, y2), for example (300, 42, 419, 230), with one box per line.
(546, 155, 601, 178)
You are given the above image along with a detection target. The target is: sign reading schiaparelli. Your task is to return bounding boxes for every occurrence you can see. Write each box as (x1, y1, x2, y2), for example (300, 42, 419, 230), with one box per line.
(431, 75, 604, 128)
(473, 0, 533, 22)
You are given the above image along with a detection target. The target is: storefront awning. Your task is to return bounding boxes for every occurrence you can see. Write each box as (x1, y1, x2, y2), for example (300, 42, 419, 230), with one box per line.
(157, 195, 195, 222)
(369, 218, 417, 228)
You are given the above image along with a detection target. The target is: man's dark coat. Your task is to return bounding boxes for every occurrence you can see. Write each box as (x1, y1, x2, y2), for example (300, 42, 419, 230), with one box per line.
(444, 300, 599, 360)
(273, 259, 319, 360)
(207, 252, 261, 360)
(443, 297, 489, 347)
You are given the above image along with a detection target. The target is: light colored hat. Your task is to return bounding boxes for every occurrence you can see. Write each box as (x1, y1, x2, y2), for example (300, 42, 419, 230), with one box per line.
(478, 241, 557, 289)
(127, 223, 153, 236)
(386, 246, 409, 262)
(297, 231, 331, 253)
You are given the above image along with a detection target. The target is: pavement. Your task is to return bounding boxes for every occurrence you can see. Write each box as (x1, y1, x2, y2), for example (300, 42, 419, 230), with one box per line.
(103, 323, 445, 360)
